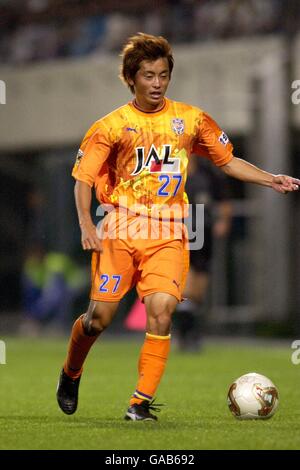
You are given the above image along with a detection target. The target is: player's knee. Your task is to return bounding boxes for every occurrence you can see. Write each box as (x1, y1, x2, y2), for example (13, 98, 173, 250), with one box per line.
(83, 309, 112, 336)
(82, 314, 101, 335)
(83, 301, 118, 335)
(152, 296, 177, 317)
(148, 296, 177, 329)
(84, 316, 108, 335)
(157, 313, 172, 332)
(91, 317, 108, 334)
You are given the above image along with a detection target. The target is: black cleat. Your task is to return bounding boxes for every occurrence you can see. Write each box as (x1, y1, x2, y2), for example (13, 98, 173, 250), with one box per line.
(124, 399, 163, 421)
(56, 369, 81, 415)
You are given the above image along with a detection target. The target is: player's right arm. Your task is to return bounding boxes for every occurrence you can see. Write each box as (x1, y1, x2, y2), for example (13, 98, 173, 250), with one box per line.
(72, 121, 112, 252)
(75, 180, 103, 252)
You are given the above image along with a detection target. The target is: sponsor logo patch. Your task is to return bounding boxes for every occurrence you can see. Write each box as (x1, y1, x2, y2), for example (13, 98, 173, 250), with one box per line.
(219, 131, 229, 146)
(75, 149, 84, 166)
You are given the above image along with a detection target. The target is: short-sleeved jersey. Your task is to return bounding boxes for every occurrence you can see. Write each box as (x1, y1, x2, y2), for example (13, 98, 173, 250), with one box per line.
(72, 97, 233, 218)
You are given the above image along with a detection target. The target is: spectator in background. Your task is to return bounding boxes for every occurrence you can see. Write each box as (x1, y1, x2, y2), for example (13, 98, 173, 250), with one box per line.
(175, 155, 232, 351)
(0, 0, 290, 66)
(21, 244, 86, 335)
(93, 13, 139, 54)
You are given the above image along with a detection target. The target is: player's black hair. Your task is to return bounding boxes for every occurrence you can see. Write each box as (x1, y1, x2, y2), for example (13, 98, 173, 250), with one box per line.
(120, 32, 174, 94)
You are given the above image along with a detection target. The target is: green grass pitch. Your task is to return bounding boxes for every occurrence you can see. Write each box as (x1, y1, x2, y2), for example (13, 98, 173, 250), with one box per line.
(0, 336, 299, 450)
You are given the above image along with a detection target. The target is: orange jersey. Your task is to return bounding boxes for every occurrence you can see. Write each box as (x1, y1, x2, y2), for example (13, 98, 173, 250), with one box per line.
(72, 98, 233, 217)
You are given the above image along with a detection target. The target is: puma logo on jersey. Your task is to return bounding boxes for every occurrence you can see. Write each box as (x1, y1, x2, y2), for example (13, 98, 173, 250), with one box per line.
(131, 144, 180, 176)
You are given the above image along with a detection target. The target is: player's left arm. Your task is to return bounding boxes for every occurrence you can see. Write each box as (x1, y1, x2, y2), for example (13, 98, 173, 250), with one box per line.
(221, 156, 300, 194)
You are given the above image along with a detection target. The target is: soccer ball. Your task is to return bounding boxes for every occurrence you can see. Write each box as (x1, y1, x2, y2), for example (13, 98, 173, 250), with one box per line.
(227, 372, 279, 420)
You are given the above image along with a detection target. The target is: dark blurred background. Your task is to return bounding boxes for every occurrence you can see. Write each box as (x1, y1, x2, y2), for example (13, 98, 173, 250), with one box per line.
(1, 0, 300, 337)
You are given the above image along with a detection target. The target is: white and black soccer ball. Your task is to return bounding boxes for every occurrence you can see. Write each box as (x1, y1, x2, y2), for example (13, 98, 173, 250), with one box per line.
(227, 372, 279, 420)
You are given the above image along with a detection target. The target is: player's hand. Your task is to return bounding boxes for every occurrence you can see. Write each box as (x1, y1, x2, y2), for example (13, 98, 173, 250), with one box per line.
(271, 175, 300, 194)
(80, 222, 103, 252)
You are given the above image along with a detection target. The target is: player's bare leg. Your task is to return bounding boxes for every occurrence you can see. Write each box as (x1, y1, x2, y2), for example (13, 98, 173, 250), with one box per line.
(57, 300, 119, 415)
(125, 293, 178, 421)
(144, 292, 178, 335)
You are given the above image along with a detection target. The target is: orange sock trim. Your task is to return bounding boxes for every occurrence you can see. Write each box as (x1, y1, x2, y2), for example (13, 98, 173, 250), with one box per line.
(130, 334, 171, 406)
(63, 314, 99, 379)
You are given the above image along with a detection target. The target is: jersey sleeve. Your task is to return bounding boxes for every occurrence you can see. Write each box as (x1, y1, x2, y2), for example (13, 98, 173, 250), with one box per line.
(72, 121, 112, 187)
(193, 112, 233, 167)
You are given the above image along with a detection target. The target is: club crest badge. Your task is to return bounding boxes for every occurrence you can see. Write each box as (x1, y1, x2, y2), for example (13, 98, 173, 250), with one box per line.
(171, 118, 185, 135)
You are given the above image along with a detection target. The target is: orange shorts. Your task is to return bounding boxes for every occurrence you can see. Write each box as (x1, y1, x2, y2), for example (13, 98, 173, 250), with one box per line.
(90, 234, 190, 303)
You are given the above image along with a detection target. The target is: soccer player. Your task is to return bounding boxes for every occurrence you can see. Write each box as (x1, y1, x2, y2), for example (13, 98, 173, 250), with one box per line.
(56, 33, 300, 421)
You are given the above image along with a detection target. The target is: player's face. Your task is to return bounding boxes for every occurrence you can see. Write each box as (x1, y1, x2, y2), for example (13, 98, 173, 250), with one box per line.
(130, 58, 170, 111)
